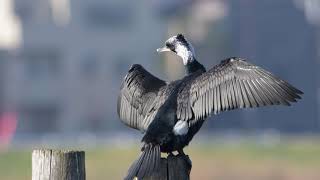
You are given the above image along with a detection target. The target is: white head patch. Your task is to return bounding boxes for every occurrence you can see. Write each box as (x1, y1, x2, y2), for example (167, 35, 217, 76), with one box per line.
(165, 35, 196, 65)
(175, 43, 195, 65)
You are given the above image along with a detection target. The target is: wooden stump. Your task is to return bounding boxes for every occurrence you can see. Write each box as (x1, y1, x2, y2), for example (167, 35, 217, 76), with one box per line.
(32, 149, 85, 180)
(145, 154, 192, 180)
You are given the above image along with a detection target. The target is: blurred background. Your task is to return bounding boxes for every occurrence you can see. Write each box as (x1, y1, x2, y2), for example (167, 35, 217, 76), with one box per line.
(0, 0, 320, 179)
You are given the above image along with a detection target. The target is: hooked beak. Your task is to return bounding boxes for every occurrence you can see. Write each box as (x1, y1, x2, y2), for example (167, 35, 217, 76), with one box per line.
(157, 46, 170, 53)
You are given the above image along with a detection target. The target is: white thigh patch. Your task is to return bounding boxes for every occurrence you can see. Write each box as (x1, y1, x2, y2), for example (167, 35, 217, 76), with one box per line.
(173, 120, 189, 135)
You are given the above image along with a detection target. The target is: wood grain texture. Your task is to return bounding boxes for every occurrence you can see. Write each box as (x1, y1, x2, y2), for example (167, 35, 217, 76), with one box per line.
(145, 154, 191, 180)
(32, 149, 85, 180)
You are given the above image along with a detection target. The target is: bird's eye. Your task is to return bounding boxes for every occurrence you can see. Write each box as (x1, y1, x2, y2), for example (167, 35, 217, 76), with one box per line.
(166, 42, 175, 50)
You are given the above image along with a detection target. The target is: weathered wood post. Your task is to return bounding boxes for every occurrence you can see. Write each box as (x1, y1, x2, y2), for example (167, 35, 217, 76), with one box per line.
(145, 154, 192, 180)
(32, 149, 85, 180)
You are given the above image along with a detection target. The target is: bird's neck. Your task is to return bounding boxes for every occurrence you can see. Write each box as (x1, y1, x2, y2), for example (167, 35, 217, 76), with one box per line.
(176, 44, 205, 74)
(185, 58, 206, 74)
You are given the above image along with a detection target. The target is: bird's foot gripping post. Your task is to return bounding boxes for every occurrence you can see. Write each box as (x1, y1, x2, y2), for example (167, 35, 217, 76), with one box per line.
(145, 153, 192, 180)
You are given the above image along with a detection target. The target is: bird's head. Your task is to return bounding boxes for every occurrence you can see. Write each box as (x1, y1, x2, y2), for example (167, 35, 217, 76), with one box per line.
(157, 34, 195, 65)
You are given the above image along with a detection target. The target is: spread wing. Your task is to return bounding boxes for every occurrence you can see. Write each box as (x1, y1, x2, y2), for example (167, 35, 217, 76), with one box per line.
(177, 57, 303, 126)
(117, 64, 166, 131)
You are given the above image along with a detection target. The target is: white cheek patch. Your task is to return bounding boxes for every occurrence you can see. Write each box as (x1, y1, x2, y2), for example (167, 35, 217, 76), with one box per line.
(175, 44, 195, 65)
(173, 120, 189, 135)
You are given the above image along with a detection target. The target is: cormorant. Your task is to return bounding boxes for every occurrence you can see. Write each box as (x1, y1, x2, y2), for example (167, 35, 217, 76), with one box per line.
(117, 34, 303, 180)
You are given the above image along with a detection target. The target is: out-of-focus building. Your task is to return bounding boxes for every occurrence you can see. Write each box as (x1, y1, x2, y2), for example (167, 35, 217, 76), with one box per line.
(2, 0, 166, 134)
(0, 0, 319, 137)
(0, 51, 5, 115)
(294, 0, 320, 131)
(227, 0, 318, 132)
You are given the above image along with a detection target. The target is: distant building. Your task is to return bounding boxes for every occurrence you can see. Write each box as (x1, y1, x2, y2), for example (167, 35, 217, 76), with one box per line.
(0, 0, 318, 135)
(2, 0, 166, 134)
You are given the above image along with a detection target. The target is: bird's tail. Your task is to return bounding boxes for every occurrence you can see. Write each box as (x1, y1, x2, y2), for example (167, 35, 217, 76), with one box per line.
(124, 143, 161, 180)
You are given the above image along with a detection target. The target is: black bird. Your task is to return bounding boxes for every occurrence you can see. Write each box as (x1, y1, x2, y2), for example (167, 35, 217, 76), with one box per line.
(117, 34, 303, 180)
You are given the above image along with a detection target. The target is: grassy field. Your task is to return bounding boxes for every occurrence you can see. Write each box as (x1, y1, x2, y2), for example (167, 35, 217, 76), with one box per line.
(1, 140, 320, 180)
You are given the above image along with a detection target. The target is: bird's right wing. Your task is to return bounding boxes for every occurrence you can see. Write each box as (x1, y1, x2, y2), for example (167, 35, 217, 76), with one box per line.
(177, 57, 303, 125)
(117, 64, 166, 131)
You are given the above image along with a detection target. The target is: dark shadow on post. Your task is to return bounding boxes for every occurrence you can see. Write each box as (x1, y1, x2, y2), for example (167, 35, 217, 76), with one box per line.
(145, 154, 192, 180)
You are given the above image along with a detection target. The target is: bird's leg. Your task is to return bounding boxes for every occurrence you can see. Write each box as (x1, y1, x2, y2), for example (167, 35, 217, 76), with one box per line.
(177, 149, 185, 155)
(178, 149, 192, 168)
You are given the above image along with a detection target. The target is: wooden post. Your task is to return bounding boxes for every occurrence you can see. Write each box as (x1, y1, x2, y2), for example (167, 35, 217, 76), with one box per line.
(32, 149, 85, 180)
(145, 154, 192, 180)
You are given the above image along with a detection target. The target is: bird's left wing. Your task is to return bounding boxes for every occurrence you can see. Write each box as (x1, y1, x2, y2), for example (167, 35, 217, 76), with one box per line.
(117, 64, 166, 131)
(177, 57, 303, 126)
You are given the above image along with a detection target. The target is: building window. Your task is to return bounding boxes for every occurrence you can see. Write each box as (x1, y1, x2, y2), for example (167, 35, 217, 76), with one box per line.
(80, 53, 99, 79)
(18, 103, 60, 133)
(14, 1, 33, 22)
(84, 4, 133, 29)
(22, 48, 61, 80)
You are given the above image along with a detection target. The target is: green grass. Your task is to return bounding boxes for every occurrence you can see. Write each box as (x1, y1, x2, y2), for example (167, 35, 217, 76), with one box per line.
(1, 140, 320, 180)
(0, 151, 31, 180)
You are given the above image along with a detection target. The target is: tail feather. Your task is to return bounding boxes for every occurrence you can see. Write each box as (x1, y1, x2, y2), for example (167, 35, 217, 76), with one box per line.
(126, 152, 145, 179)
(137, 149, 151, 178)
(125, 144, 161, 180)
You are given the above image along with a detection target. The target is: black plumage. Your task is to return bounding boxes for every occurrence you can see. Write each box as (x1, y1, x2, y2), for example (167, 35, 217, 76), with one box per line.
(117, 34, 303, 180)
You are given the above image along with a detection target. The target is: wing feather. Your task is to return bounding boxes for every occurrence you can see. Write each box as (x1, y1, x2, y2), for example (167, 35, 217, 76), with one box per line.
(176, 57, 303, 125)
(117, 64, 166, 131)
